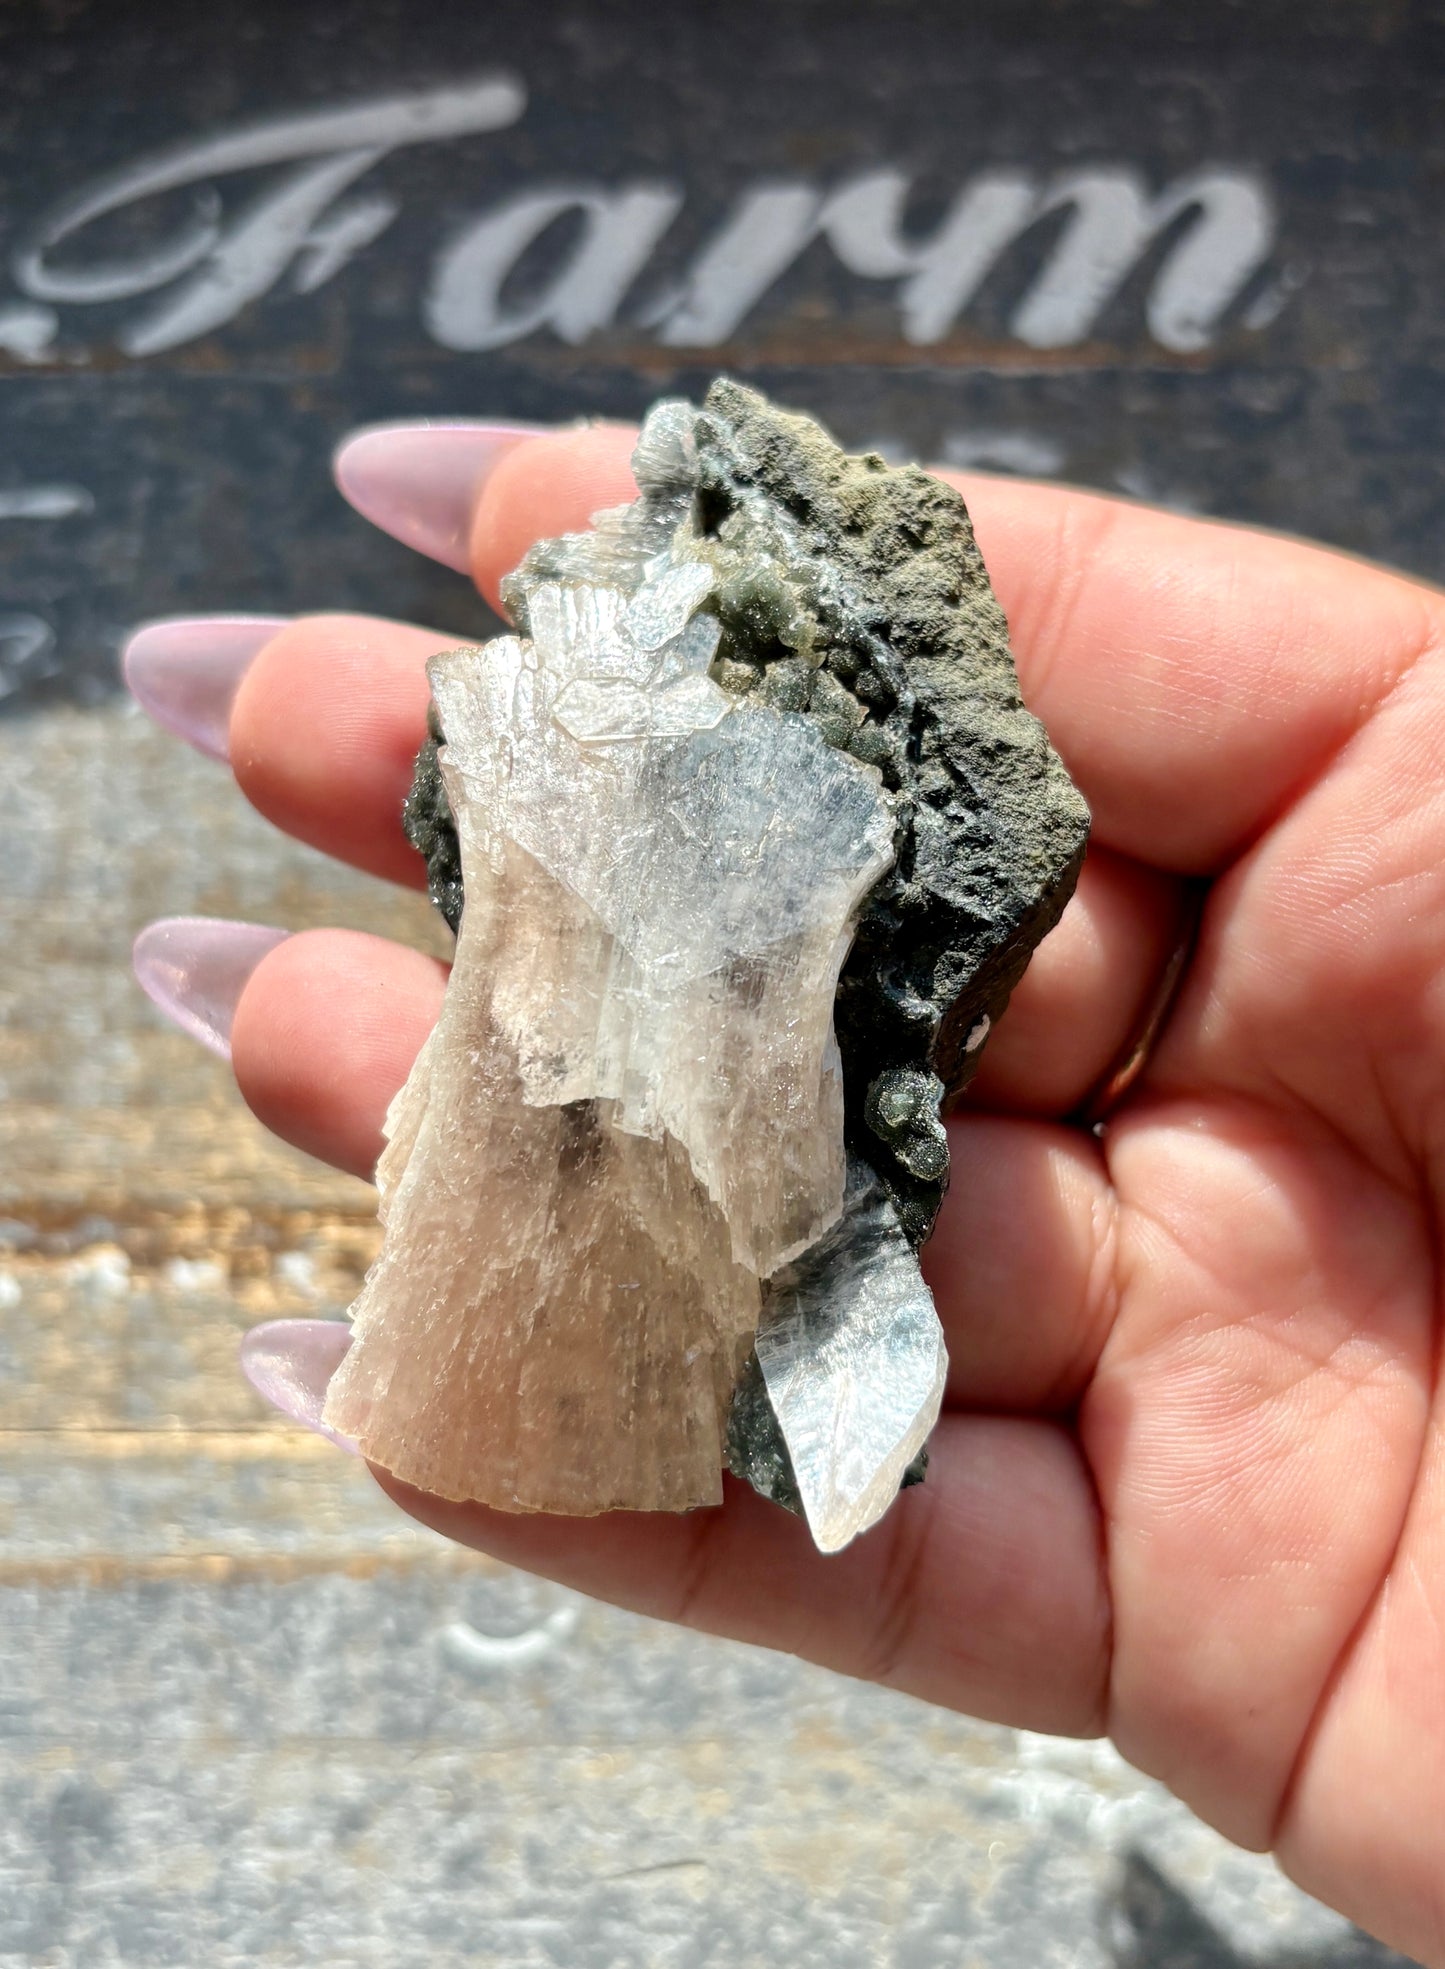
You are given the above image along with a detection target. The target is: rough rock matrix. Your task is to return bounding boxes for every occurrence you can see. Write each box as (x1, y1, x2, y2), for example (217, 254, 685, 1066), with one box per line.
(334, 381, 1088, 1551)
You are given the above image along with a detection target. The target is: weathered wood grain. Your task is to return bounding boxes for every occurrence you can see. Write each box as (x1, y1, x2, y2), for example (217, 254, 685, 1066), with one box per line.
(0, 1566, 1395, 1969)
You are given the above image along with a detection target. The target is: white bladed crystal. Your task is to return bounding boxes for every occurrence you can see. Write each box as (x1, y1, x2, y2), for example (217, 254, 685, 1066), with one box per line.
(627, 397, 698, 486)
(755, 1165, 948, 1553)
(553, 671, 732, 740)
(626, 558, 714, 650)
(652, 610, 721, 683)
(528, 582, 649, 683)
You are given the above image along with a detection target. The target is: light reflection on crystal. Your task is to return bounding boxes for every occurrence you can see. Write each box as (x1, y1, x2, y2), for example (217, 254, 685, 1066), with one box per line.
(756, 1162, 948, 1553)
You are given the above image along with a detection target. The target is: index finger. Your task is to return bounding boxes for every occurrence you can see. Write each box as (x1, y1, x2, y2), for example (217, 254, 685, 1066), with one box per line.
(471, 424, 1441, 875)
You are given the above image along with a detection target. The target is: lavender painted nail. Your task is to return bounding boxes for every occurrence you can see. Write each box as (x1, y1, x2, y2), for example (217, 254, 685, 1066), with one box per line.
(332, 420, 547, 572)
(132, 916, 290, 1059)
(123, 615, 289, 761)
(240, 1319, 357, 1452)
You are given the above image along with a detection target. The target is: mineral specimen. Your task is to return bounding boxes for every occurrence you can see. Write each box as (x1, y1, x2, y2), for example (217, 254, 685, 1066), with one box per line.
(326, 381, 1088, 1551)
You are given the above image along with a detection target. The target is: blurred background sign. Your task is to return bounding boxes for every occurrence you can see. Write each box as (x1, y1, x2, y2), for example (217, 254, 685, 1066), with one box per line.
(2, 0, 1444, 706)
(0, 3, 1433, 1963)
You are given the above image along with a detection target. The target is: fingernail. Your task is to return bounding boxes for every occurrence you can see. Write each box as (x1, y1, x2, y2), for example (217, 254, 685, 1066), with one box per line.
(132, 916, 289, 1059)
(122, 615, 289, 762)
(240, 1318, 357, 1452)
(332, 420, 547, 572)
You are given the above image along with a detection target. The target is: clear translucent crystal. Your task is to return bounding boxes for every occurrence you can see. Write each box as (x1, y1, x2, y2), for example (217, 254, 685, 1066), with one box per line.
(755, 1165, 948, 1553)
(625, 559, 714, 650)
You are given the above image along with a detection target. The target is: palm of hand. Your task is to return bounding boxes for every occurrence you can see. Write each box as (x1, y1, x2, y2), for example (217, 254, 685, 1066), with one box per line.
(223, 430, 1445, 1964)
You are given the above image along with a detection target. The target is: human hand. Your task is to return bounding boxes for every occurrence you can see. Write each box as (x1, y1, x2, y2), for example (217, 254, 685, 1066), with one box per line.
(128, 422, 1445, 1965)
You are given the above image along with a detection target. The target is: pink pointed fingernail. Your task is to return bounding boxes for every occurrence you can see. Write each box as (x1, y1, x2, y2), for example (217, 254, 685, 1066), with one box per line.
(123, 615, 289, 761)
(332, 420, 547, 572)
(132, 916, 289, 1059)
(241, 1319, 357, 1452)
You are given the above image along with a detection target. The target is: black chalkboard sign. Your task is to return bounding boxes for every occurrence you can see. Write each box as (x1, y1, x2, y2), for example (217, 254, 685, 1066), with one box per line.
(2, 0, 1443, 707)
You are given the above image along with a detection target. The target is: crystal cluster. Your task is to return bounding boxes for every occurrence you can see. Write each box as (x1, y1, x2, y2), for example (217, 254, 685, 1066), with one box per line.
(326, 382, 1089, 1551)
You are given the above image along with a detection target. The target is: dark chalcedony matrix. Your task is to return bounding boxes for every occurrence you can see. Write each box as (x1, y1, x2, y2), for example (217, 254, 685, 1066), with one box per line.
(372, 380, 1088, 1543)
